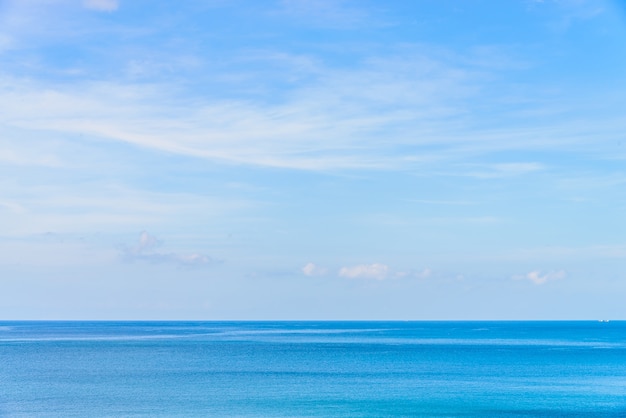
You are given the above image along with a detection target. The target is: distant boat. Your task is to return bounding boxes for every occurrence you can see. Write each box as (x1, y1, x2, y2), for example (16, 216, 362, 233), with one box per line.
(598, 320, 610, 323)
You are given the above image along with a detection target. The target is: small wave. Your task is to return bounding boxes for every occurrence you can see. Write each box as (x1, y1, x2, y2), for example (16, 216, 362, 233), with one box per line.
(216, 328, 391, 337)
(204, 335, 626, 349)
(0, 333, 216, 343)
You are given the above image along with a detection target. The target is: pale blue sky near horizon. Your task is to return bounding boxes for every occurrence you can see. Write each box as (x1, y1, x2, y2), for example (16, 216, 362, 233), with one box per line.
(1, 0, 625, 319)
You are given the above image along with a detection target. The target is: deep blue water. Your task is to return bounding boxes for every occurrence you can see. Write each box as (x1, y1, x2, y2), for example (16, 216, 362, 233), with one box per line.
(1, 321, 625, 417)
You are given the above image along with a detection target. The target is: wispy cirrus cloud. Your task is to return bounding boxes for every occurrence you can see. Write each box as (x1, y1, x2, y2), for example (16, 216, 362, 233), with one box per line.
(275, 0, 371, 28)
(1, 0, 625, 175)
(0, 34, 13, 52)
(0, 50, 475, 171)
(83, 0, 119, 12)
(3, 68, 622, 173)
(463, 162, 545, 179)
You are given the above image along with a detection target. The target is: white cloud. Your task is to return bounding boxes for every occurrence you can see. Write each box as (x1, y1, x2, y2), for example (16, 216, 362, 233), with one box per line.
(339, 263, 389, 280)
(514, 270, 566, 285)
(123, 230, 159, 258)
(301, 262, 327, 276)
(83, 0, 119, 12)
(134, 231, 160, 253)
(122, 231, 213, 267)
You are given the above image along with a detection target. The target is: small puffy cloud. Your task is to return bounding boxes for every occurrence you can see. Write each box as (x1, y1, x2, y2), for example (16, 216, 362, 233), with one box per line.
(135, 230, 159, 252)
(121, 231, 212, 267)
(514, 270, 566, 285)
(339, 263, 389, 280)
(301, 262, 327, 277)
(83, 0, 119, 12)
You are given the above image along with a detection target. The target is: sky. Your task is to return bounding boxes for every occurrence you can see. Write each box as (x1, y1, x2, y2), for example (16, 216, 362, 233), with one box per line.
(1, 0, 625, 320)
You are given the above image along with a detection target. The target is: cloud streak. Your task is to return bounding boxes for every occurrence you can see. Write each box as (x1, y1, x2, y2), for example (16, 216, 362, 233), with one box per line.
(83, 0, 119, 12)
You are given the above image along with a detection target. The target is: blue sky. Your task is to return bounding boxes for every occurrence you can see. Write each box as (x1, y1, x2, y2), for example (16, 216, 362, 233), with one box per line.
(1, 0, 625, 319)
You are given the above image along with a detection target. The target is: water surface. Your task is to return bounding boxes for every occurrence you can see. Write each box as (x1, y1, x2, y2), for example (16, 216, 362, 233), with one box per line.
(1, 321, 625, 416)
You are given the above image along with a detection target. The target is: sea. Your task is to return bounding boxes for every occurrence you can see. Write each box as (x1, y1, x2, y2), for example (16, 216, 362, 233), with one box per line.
(1, 321, 625, 417)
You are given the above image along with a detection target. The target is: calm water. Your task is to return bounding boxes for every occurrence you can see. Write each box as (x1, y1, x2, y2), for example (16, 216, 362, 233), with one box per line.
(1, 321, 625, 417)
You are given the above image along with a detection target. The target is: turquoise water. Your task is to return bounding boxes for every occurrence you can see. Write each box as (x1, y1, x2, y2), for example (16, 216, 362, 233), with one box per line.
(1, 321, 625, 417)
